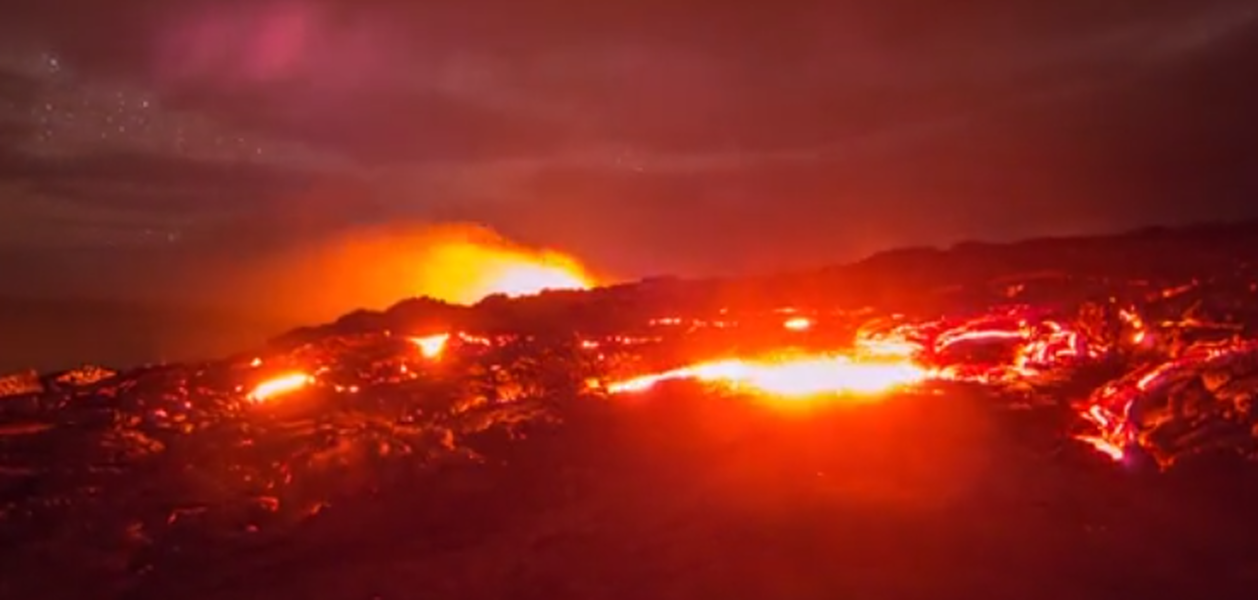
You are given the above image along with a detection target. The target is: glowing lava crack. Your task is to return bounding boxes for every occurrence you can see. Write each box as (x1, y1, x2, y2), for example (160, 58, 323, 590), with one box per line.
(606, 354, 930, 404)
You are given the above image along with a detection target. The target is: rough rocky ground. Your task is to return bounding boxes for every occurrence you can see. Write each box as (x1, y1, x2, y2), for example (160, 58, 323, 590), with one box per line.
(120, 391, 1258, 600)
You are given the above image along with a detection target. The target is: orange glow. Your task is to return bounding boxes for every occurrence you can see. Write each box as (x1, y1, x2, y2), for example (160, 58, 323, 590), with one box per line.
(1076, 435, 1125, 462)
(410, 333, 450, 359)
(608, 352, 930, 404)
(210, 223, 603, 323)
(783, 317, 812, 331)
(1119, 307, 1150, 345)
(854, 337, 921, 359)
(414, 227, 596, 303)
(248, 372, 313, 403)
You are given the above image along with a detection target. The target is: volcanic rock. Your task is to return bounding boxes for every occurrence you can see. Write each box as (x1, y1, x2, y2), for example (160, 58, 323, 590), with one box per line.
(0, 370, 41, 399)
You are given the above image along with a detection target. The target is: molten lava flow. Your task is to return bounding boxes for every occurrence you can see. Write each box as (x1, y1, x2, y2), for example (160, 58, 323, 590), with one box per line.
(608, 352, 930, 404)
(783, 317, 812, 331)
(608, 303, 1195, 457)
(410, 333, 449, 359)
(414, 226, 596, 303)
(248, 372, 313, 403)
(1076, 434, 1126, 462)
(1072, 339, 1258, 466)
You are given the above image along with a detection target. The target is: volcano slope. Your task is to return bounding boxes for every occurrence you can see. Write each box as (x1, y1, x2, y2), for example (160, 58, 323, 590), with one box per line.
(5, 221, 1258, 599)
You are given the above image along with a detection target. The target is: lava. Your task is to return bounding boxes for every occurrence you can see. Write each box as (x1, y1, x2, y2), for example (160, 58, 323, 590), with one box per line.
(410, 333, 450, 359)
(607, 352, 931, 404)
(783, 317, 812, 331)
(8, 225, 1258, 596)
(1075, 339, 1258, 466)
(600, 300, 1258, 465)
(1076, 435, 1127, 462)
(248, 372, 313, 403)
(207, 296, 1258, 465)
(414, 227, 597, 303)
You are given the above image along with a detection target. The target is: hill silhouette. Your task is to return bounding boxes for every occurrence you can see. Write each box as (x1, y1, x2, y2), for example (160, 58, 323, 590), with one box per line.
(271, 219, 1258, 346)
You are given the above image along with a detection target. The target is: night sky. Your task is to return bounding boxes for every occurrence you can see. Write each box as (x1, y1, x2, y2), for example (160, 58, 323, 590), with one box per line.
(3, 0, 1258, 313)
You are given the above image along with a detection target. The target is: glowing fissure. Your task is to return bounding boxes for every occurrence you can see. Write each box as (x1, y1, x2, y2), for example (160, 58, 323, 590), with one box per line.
(409, 333, 450, 359)
(606, 354, 929, 399)
(249, 372, 313, 403)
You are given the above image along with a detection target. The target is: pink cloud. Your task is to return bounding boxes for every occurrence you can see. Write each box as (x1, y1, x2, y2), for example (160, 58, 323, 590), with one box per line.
(154, 2, 391, 92)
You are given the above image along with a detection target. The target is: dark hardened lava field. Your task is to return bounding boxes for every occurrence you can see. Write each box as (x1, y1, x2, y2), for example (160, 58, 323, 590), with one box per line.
(127, 391, 1258, 600)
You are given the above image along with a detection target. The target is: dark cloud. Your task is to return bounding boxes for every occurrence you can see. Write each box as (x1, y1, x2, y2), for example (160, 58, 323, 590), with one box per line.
(0, 144, 304, 181)
(0, 121, 30, 145)
(7, 0, 1255, 161)
(176, 86, 578, 164)
(0, 148, 314, 188)
(0, 69, 38, 100)
(0, 0, 1256, 309)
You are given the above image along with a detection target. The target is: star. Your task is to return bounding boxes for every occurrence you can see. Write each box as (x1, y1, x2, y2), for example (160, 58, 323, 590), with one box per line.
(2, 47, 345, 170)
